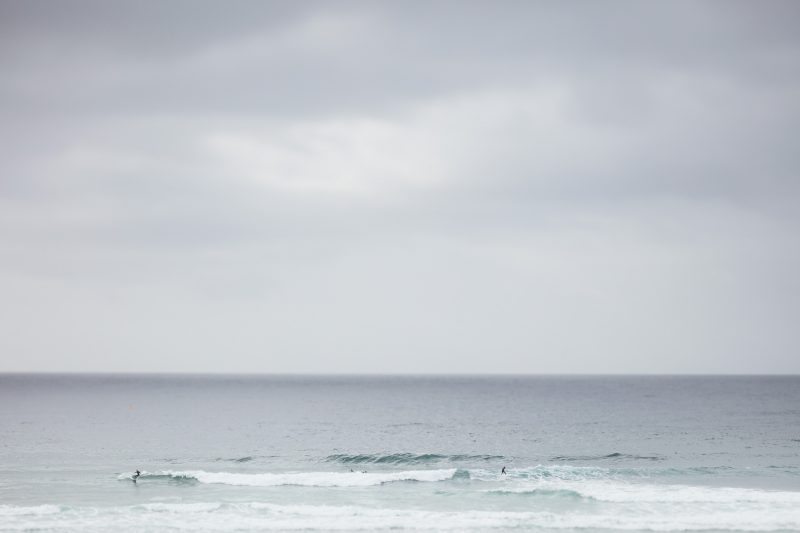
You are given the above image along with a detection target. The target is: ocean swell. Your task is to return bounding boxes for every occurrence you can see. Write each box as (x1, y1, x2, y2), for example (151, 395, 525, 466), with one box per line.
(325, 453, 504, 465)
(551, 452, 664, 462)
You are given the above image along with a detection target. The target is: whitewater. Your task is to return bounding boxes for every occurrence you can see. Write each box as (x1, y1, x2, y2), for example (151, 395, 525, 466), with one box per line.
(5, 466, 800, 531)
(118, 468, 458, 487)
(1, 375, 799, 532)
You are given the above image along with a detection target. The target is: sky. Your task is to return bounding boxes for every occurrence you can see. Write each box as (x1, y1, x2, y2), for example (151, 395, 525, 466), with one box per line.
(1, 1, 798, 374)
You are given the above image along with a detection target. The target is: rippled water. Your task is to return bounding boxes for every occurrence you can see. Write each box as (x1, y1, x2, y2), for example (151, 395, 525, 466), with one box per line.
(1, 375, 798, 531)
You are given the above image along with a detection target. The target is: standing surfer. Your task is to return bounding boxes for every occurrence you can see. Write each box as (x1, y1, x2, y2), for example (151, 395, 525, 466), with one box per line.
(133, 469, 141, 482)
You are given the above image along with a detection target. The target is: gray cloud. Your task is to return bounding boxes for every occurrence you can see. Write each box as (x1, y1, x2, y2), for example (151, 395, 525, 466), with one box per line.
(0, 1, 798, 373)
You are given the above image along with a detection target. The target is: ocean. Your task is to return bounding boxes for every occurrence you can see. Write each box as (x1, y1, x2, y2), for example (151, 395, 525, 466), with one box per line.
(0, 374, 798, 531)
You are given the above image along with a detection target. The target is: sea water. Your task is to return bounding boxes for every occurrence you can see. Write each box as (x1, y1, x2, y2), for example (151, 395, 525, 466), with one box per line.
(0, 375, 798, 531)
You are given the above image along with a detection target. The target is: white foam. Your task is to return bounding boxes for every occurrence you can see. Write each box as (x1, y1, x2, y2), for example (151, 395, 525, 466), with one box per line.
(134, 468, 458, 487)
(136, 502, 224, 513)
(1, 501, 799, 531)
(0, 504, 63, 516)
(469, 464, 616, 482)
(490, 479, 800, 504)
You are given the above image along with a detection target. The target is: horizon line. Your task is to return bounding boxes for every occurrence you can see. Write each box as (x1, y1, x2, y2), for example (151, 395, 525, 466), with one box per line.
(1, 371, 798, 377)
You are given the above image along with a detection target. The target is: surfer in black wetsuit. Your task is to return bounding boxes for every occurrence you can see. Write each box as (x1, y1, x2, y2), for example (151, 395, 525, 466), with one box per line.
(501, 466, 507, 475)
(133, 470, 141, 482)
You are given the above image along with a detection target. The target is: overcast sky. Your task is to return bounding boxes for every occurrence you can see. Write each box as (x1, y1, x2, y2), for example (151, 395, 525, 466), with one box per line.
(1, 1, 798, 373)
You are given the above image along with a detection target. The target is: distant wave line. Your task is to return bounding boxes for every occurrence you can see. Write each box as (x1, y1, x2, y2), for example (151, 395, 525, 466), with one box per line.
(550, 452, 664, 462)
(325, 453, 505, 465)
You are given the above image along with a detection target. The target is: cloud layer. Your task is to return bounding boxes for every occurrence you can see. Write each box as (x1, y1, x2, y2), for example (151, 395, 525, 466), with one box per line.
(1, 1, 798, 372)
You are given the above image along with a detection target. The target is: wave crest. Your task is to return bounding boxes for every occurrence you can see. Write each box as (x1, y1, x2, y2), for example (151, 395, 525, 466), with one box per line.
(551, 452, 663, 462)
(122, 469, 458, 487)
(325, 453, 503, 465)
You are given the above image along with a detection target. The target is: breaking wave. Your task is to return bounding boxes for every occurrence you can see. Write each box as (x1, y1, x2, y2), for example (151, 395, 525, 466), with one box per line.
(119, 469, 458, 487)
(118, 464, 781, 487)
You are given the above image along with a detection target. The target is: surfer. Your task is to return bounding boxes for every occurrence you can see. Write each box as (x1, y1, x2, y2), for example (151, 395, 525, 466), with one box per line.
(501, 466, 506, 475)
(133, 469, 141, 482)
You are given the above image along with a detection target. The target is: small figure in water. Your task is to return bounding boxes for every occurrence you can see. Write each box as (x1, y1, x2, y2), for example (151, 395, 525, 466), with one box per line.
(133, 470, 141, 482)
(501, 466, 507, 475)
